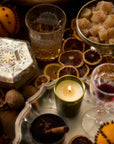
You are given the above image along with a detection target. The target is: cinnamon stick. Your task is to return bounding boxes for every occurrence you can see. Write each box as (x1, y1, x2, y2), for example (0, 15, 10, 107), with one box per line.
(45, 126, 69, 135)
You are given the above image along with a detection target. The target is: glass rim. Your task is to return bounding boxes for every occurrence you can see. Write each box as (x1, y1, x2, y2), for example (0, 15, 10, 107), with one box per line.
(25, 3, 67, 35)
(91, 63, 114, 96)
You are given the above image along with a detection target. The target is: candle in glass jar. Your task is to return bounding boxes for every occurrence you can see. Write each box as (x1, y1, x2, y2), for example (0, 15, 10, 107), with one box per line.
(55, 80, 83, 102)
(54, 75, 85, 117)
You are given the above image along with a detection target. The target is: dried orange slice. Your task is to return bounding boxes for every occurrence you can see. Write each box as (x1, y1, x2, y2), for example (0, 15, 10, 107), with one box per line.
(34, 74, 50, 89)
(77, 63, 90, 78)
(83, 49, 102, 65)
(43, 63, 62, 81)
(62, 37, 85, 52)
(63, 27, 74, 39)
(57, 65, 79, 78)
(73, 29, 84, 42)
(58, 50, 84, 68)
(102, 54, 114, 63)
(71, 18, 83, 42)
(71, 18, 76, 31)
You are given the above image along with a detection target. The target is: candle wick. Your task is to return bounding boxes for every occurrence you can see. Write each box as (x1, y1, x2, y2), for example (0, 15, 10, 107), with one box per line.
(69, 90, 71, 93)
(68, 86, 71, 93)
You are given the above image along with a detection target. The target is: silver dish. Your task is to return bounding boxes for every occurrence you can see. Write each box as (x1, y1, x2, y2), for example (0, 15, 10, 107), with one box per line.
(76, 0, 114, 55)
(13, 79, 94, 144)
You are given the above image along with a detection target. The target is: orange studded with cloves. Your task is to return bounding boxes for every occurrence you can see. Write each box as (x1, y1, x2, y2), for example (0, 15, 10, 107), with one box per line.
(0, 6, 20, 37)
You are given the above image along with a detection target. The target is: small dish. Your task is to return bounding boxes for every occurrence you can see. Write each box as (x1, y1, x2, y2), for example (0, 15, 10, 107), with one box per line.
(68, 135, 93, 144)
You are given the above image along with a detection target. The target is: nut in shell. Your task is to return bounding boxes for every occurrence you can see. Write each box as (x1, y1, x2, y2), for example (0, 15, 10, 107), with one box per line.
(5, 89, 25, 110)
(22, 85, 38, 99)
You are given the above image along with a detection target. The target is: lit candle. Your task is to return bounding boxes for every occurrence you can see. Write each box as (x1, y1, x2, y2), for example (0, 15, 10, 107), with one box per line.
(56, 81, 83, 102)
(54, 75, 85, 117)
(68, 85, 71, 92)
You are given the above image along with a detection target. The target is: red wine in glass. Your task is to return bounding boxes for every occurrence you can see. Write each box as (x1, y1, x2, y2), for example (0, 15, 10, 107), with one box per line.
(97, 83, 114, 102)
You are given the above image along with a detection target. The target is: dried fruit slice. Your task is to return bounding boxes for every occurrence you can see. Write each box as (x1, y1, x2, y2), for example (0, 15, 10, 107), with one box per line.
(43, 63, 62, 81)
(83, 49, 102, 65)
(78, 63, 90, 78)
(62, 37, 85, 52)
(73, 30, 84, 42)
(34, 74, 50, 89)
(102, 54, 114, 63)
(63, 27, 74, 39)
(57, 65, 79, 78)
(71, 18, 76, 31)
(71, 18, 83, 42)
(58, 50, 84, 68)
(87, 65, 96, 78)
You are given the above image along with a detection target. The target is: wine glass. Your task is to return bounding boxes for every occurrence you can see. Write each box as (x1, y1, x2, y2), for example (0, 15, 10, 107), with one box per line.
(82, 63, 114, 138)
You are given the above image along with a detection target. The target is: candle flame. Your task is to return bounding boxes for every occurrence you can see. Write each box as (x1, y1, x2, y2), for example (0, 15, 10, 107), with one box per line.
(68, 85, 71, 92)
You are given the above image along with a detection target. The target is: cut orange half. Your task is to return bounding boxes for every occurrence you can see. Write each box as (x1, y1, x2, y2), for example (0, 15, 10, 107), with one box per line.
(57, 65, 79, 78)
(43, 63, 62, 81)
(58, 50, 84, 68)
(83, 49, 102, 65)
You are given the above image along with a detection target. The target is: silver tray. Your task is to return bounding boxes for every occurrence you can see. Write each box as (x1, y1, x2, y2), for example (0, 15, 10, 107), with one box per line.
(13, 79, 95, 144)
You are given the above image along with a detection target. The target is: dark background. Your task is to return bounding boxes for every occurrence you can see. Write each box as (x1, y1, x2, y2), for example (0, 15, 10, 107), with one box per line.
(59, 0, 91, 26)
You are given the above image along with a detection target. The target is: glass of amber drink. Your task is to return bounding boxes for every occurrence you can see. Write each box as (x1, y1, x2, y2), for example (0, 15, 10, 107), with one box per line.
(25, 4, 66, 61)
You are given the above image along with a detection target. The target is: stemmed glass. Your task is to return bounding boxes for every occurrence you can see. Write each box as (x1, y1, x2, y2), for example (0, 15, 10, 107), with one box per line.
(82, 63, 114, 138)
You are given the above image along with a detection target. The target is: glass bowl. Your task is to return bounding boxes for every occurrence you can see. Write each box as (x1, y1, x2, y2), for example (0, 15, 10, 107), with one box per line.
(76, 0, 114, 54)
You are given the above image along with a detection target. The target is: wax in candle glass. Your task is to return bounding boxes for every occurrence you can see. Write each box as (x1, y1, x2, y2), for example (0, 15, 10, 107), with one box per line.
(54, 75, 85, 117)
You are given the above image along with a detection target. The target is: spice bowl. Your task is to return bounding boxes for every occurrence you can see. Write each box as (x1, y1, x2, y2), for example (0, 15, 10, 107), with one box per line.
(68, 135, 93, 144)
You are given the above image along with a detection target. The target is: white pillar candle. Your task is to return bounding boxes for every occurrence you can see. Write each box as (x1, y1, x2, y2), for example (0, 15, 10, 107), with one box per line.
(55, 80, 83, 102)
